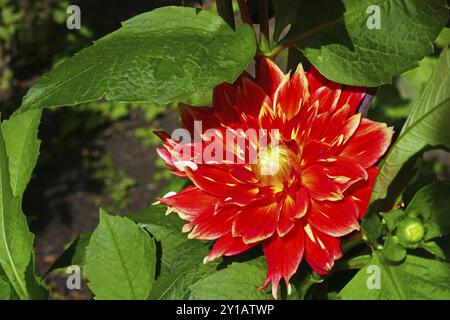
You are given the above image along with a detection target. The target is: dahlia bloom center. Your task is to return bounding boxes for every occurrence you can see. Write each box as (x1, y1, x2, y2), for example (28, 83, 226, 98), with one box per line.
(254, 143, 297, 189)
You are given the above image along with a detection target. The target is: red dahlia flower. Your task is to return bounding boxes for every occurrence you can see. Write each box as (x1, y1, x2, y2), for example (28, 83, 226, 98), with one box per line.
(155, 59, 393, 299)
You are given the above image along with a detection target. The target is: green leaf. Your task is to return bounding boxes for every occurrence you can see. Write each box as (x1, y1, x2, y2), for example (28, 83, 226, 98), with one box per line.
(275, 0, 448, 86)
(46, 232, 92, 275)
(1, 110, 42, 197)
(361, 213, 383, 245)
(85, 209, 156, 300)
(382, 236, 406, 263)
(131, 207, 217, 300)
(0, 124, 44, 300)
(0, 276, 11, 300)
(15, 6, 256, 114)
(405, 181, 450, 241)
(435, 27, 450, 48)
(381, 209, 405, 232)
(340, 253, 450, 299)
(371, 48, 450, 204)
(188, 258, 272, 300)
(420, 241, 446, 260)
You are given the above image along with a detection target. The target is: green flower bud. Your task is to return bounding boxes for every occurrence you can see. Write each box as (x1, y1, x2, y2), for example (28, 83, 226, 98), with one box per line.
(396, 217, 425, 247)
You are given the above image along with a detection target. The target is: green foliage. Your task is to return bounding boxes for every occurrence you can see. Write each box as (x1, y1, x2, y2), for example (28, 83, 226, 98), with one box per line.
(131, 207, 218, 300)
(274, 0, 448, 86)
(340, 253, 450, 299)
(15, 6, 256, 114)
(0, 275, 11, 300)
(404, 181, 450, 241)
(45, 232, 92, 275)
(130, 207, 275, 300)
(189, 258, 271, 300)
(1, 111, 42, 197)
(1, 2, 450, 301)
(85, 209, 156, 300)
(0, 122, 46, 299)
(382, 236, 406, 263)
(371, 48, 450, 205)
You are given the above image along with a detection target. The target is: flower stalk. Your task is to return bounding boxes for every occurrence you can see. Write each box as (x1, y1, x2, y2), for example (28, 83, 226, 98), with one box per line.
(258, 0, 270, 46)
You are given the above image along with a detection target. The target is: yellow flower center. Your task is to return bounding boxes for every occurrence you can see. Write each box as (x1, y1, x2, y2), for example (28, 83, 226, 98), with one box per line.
(254, 144, 297, 191)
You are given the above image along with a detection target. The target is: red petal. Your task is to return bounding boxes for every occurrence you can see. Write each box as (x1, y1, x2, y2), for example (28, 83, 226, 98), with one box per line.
(213, 83, 236, 114)
(335, 113, 362, 146)
(277, 188, 309, 236)
(306, 65, 335, 95)
(261, 224, 305, 299)
(204, 233, 255, 263)
(235, 77, 270, 119)
(306, 65, 367, 115)
(307, 197, 360, 237)
(276, 196, 296, 237)
(156, 147, 175, 169)
(322, 157, 368, 192)
(232, 202, 279, 244)
(348, 166, 379, 218)
(185, 165, 259, 202)
(340, 118, 394, 168)
(322, 104, 357, 144)
(274, 64, 309, 120)
(229, 166, 258, 184)
(154, 130, 203, 165)
(304, 224, 342, 275)
(302, 164, 343, 201)
(309, 86, 341, 115)
(293, 188, 310, 218)
(189, 206, 239, 240)
(301, 140, 332, 164)
(185, 165, 237, 195)
(159, 186, 219, 222)
(213, 83, 240, 126)
(256, 58, 285, 101)
(340, 87, 367, 115)
(179, 104, 220, 136)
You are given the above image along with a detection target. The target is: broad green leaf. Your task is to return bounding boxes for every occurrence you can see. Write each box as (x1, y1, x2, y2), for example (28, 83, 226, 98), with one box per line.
(435, 27, 450, 48)
(85, 209, 156, 300)
(188, 258, 272, 300)
(45, 231, 92, 275)
(0, 124, 44, 300)
(405, 181, 450, 241)
(421, 241, 446, 260)
(131, 207, 217, 300)
(275, 0, 448, 86)
(1, 110, 42, 197)
(371, 48, 450, 204)
(340, 253, 450, 299)
(0, 276, 11, 300)
(382, 236, 406, 263)
(15, 6, 256, 114)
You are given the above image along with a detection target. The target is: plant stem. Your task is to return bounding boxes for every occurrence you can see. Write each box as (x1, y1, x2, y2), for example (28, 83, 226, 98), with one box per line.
(258, 0, 270, 46)
(297, 272, 323, 299)
(237, 0, 253, 26)
(264, 44, 287, 60)
(342, 232, 366, 254)
(333, 255, 372, 272)
(216, 0, 235, 30)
